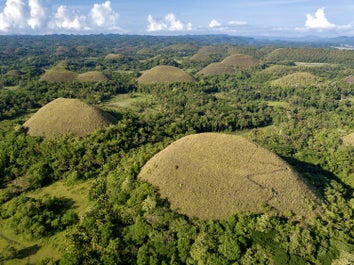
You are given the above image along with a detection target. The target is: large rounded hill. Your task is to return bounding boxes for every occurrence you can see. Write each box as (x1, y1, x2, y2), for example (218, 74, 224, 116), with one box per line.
(137, 65, 195, 84)
(23, 98, 116, 139)
(139, 133, 317, 220)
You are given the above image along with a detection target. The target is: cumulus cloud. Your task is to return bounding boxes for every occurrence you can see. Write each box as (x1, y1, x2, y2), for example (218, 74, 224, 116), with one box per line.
(305, 8, 335, 30)
(89, 1, 119, 28)
(207, 19, 248, 32)
(147, 13, 192, 32)
(209, 19, 221, 29)
(0, 0, 27, 32)
(49, 5, 84, 31)
(0, 0, 121, 33)
(27, 0, 45, 29)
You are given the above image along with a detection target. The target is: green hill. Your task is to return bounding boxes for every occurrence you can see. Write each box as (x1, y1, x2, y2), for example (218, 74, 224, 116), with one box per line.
(137, 65, 195, 84)
(23, 98, 116, 139)
(139, 133, 318, 220)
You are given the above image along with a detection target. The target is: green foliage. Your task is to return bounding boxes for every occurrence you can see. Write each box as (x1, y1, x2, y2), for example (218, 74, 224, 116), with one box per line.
(1, 195, 78, 239)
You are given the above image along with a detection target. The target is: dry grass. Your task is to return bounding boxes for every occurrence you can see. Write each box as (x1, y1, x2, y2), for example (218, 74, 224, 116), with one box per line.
(104, 53, 123, 60)
(139, 133, 318, 220)
(221, 54, 258, 68)
(5, 70, 21, 76)
(295, 62, 330, 67)
(343, 132, 354, 146)
(76, 71, 108, 82)
(270, 72, 320, 88)
(40, 61, 77, 82)
(137, 65, 195, 84)
(23, 98, 116, 139)
(198, 62, 235, 76)
(190, 46, 227, 61)
(345, 75, 354, 84)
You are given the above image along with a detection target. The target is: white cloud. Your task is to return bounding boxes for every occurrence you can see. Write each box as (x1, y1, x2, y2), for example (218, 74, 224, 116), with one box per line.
(49, 5, 85, 31)
(305, 8, 335, 30)
(209, 19, 221, 29)
(228, 21, 248, 27)
(147, 13, 192, 32)
(89, 1, 119, 28)
(27, 0, 45, 29)
(0, 0, 122, 33)
(0, 0, 27, 32)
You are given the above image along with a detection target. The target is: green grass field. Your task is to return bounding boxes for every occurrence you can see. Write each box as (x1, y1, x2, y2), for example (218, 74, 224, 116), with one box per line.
(0, 180, 92, 264)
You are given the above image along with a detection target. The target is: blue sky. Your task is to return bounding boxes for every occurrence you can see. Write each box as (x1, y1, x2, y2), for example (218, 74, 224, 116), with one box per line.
(1, 0, 354, 37)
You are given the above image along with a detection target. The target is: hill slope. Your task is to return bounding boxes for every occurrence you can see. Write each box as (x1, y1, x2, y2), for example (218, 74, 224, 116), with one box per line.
(137, 65, 195, 84)
(139, 133, 317, 220)
(23, 98, 116, 139)
(271, 72, 320, 87)
(76, 71, 109, 82)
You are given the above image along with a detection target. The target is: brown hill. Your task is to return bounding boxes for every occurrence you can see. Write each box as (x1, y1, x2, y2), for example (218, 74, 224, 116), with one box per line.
(139, 133, 318, 220)
(104, 53, 123, 60)
(221, 54, 258, 68)
(40, 61, 77, 82)
(137, 65, 195, 84)
(23, 98, 116, 139)
(190, 46, 227, 62)
(76, 71, 109, 82)
(198, 62, 235, 76)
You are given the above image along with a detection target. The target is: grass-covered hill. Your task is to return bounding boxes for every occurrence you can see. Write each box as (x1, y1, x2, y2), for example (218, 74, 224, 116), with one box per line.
(270, 72, 320, 88)
(76, 71, 109, 82)
(198, 53, 258, 76)
(265, 47, 354, 66)
(221, 54, 258, 68)
(190, 45, 227, 62)
(40, 63, 77, 82)
(23, 98, 116, 139)
(198, 62, 235, 76)
(139, 133, 318, 220)
(137, 65, 195, 84)
(104, 53, 123, 60)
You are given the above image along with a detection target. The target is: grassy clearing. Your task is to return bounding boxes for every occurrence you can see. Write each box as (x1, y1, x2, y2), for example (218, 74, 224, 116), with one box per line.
(343, 132, 354, 146)
(266, 101, 290, 107)
(137, 65, 195, 84)
(295, 62, 330, 67)
(270, 72, 320, 88)
(102, 93, 158, 114)
(139, 133, 318, 220)
(221, 54, 258, 68)
(23, 98, 116, 139)
(0, 180, 93, 264)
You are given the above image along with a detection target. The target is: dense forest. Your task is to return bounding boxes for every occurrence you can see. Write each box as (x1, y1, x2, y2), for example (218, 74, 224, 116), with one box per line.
(0, 35, 353, 264)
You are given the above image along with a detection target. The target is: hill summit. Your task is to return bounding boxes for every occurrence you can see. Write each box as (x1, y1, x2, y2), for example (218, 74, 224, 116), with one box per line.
(137, 65, 195, 84)
(23, 98, 116, 139)
(139, 133, 317, 220)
